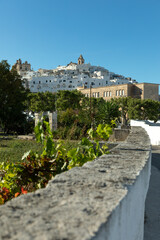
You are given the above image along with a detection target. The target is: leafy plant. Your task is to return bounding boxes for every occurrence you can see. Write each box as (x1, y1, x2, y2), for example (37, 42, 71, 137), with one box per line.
(0, 120, 113, 204)
(67, 123, 113, 169)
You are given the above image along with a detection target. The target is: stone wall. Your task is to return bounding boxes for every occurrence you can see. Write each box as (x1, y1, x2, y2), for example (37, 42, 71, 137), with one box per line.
(109, 128, 130, 142)
(0, 127, 151, 240)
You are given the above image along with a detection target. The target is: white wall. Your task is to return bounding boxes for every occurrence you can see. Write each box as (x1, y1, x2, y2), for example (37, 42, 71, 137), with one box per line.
(93, 152, 151, 240)
(130, 120, 160, 145)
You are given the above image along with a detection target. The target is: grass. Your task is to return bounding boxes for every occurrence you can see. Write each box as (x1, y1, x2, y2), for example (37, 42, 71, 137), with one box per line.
(0, 136, 43, 163)
(0, 136, 79, 163)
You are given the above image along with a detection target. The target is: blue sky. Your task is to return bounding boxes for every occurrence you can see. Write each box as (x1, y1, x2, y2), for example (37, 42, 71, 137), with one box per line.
(0, 0, 160, 87)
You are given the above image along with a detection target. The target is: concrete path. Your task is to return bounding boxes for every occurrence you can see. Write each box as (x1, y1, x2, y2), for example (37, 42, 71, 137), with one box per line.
(144, 146, 160, 240)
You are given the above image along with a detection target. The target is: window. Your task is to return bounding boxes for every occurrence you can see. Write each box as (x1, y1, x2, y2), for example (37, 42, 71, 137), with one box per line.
(63, 80, 66, 82)
(99, 83, 101, 85)
(39, 81, 41, 84)
(119, 90, 121, 96)
(106, 81, 108, 84)
(46, 80, 48, 83)
(122, 90, 124, 95)
(116, 90, 118, 96)
(109, 91, 112, 97)
(103, 91, 106, 97)
(107, 91, 109, 97)
(70, 81, 72, 83)
(33, 81, 35, 84)
(93, 92, 100, 98)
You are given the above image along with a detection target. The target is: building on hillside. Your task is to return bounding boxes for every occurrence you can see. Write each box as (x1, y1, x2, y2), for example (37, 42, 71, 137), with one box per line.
(13, 55, 137, 93)
(12, 59, 31, 76)
(78, 54, 85, 65)
(77, 83, 159, 101)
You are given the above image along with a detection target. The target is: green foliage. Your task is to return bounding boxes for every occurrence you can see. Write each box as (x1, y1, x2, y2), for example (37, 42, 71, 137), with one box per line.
(0, 120, 112, 204)
(34, 119, 55, 156)
(140, 99, 160, 122)
(67, 124, 111, 169)
(55, 93, 120, 140)
(97, 99, 120, 125)
(0, 60, 28, 133)
(83, 97, 120, 126)
(25, 90, 120, 140)
(56, 107, 90, 139)
(0, 161, 23, 203)
(112, 97, 160, 125)
(87, 122, 114, 141)
(127, 98, 142, 120)
(58, 108, 77, 127)
(0, 136, 42, 163)
(56, 90, 84, 111)
(26, 92, 56, 113)
(114, 97, 131, 126)
(96, 124, 113, 140)
(67, 138, 96, 168)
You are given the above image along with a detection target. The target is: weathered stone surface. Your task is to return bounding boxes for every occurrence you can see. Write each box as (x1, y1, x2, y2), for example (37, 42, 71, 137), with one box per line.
(0, 127, 151, 240)
(109, 128, 130, 142)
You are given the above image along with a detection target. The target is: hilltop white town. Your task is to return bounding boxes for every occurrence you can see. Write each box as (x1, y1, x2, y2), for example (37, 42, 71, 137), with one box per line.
(12, 55, 137, 92)
(12, 55, 159, 101)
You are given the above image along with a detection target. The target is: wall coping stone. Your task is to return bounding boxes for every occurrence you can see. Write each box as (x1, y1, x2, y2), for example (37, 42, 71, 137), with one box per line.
(0, 127, 151, 240)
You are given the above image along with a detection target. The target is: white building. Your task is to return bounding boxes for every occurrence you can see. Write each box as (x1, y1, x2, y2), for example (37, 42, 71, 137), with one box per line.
(14, 55, 137, 93)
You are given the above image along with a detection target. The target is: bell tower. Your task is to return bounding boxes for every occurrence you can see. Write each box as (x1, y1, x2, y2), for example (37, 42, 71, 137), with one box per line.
(78, 54, 85, 65)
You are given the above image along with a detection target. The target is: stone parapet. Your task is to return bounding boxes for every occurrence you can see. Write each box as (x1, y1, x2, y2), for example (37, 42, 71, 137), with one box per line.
(0, 127, 151, 240)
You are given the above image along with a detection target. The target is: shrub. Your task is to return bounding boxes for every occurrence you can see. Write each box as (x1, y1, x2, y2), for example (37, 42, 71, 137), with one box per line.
(0, 120, 113, 204)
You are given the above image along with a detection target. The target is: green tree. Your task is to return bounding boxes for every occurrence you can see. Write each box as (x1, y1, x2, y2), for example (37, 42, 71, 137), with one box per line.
(128, 98, 142, 120)
(95, 98, 120, 125)
(26, 92, 56, 113)
(140, 99, 160, 122)
(56, 90, 84, 111)
(116, 97, 160, 123)
(114, 97, 132, 126)
(0, 60, 27, 133)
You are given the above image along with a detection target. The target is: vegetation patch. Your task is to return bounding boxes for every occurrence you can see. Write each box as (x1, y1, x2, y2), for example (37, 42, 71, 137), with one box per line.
(0, 120, 113, 205)
(0, 137, 42, 163)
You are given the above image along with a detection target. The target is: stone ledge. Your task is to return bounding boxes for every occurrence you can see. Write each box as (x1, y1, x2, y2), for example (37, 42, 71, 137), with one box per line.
(0, 127, 151, 240)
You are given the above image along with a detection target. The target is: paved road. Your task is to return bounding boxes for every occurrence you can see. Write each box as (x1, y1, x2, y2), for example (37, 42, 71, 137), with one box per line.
(144, 146, 160, 240)
(151, 146, 160, 170)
